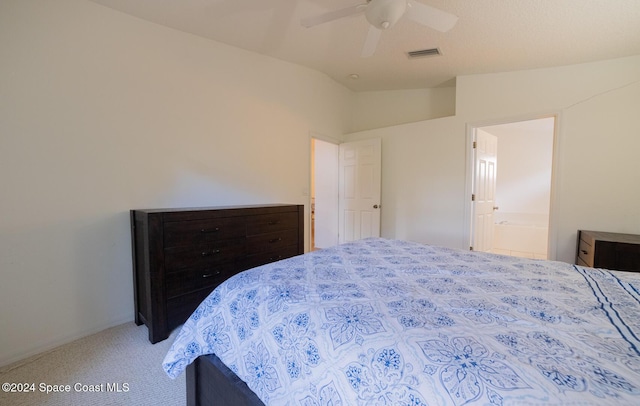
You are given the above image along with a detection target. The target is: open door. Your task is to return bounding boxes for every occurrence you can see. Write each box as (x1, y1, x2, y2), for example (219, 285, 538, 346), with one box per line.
(472, 129, 498, 252)
(338, 138, 382, 243)
(311, 138, 339, 249)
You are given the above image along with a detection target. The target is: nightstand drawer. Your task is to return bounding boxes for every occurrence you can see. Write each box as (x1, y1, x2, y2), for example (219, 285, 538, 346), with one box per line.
(164, 217, 245, 248)
(577, 238, 594, 267)
(576, 257, 590, 267)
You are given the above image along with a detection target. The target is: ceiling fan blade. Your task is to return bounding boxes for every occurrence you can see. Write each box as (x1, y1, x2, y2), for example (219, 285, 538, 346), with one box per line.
(301, 3, 367, 28)
(361, 25, 382, 58)
(407, 1, 458, 32)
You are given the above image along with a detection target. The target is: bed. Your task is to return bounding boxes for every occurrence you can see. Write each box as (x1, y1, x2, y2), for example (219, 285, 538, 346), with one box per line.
(163, 238, 640, 405)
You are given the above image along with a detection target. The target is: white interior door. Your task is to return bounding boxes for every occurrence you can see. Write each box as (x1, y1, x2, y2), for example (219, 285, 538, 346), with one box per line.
(312, 139, 339, 249)
(472, 130, 498, 252)
(338, 138, 381, 243)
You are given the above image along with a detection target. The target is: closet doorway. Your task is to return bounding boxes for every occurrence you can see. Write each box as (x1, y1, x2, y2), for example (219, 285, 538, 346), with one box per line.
(310, 137, 382, 250)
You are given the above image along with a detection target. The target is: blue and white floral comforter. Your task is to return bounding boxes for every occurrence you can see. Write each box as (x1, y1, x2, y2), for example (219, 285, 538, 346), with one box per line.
(163, 238, 640, 405)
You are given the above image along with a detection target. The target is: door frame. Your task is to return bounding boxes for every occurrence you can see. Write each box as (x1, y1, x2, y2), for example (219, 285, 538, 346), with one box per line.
(463, 112, 562, 260)
(309, 131, 342, 251)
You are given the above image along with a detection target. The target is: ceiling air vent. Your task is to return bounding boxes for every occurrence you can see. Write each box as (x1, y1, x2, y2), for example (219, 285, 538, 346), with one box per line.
(407, 48, 441, 59)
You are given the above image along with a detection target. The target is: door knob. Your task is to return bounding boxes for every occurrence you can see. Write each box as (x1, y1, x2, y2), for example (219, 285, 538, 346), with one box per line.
(493, 206, 499, 210)
(373, 204, 380, 209)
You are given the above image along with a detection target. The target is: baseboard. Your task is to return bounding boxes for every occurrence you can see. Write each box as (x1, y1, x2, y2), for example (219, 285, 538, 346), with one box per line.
(0, 315, 134, 371)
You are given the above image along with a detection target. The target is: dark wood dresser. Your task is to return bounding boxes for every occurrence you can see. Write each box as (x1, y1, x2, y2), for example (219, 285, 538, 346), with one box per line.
(131, 204, 304, 343)
(576, 230, 640, 272)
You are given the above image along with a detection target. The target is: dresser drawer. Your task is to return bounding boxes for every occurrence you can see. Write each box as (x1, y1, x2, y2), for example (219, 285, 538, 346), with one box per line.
(246, 229, 299, 255)
(164, 217, 245, 248)
(244, 244, 301, 269)
(246, 212, 298, 236)
(164, 239, 245, 270)
(166, 288, 215, 331)
(166, 262, 236, 299)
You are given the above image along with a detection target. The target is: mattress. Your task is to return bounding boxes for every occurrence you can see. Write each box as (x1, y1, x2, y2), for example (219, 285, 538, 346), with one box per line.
(163, 238, 640, 405)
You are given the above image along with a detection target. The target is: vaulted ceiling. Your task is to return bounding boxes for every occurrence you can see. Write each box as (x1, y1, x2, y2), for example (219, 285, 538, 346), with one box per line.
(88, 0, 640, 92)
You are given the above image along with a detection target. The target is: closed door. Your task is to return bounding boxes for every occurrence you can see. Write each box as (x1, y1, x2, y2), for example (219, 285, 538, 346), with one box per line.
(472, 130, 497, 252)
(338, 138, 381, 243)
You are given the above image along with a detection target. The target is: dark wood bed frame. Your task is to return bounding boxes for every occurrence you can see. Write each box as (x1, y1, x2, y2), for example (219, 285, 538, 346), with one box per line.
(186, 354, 265, 406)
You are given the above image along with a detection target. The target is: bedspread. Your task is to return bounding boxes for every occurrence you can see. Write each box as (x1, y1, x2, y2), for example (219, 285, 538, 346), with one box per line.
(163, 238, 640, 405)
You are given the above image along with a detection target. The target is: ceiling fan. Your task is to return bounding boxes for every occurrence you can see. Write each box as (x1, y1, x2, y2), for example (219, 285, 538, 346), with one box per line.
(301, 0, 458, 57)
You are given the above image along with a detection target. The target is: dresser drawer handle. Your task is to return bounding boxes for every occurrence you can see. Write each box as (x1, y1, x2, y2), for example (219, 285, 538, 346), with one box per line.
(202, 271, 221, 278)
(269, 255, 283, 261)
(268, 221, 280, 225)
(200, 227, 220, 233)
(269, 238, 282, 243)
(201, 249, 221, 256)
(581, 249, 589, 255)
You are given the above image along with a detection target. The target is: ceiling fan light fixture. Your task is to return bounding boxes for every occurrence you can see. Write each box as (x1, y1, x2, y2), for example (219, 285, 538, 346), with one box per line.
(365, 0, 407, 30)
(299, 0, 457, 59)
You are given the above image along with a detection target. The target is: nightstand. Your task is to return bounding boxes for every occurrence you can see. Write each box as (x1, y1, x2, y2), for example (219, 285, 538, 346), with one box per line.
(576, 230, 640, 272)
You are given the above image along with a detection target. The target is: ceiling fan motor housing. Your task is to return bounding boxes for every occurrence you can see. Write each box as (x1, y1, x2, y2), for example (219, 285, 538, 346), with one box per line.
(365, 0, 408, 29)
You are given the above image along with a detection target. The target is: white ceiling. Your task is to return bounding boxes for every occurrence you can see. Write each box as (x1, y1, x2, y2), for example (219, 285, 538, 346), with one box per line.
(88, 0, 640, 92)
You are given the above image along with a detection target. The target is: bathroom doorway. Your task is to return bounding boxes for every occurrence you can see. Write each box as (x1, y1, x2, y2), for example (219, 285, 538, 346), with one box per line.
(471, 116, 556, 259)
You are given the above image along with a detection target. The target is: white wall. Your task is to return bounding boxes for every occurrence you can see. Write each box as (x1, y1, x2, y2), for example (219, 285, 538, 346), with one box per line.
(0, 0, 353, 367)
(346, 55, 640, 263)
(556, 77, 640, 261)
(350, 87, 456, 132)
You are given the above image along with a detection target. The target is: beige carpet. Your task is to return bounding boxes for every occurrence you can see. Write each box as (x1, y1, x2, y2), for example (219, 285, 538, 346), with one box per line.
(0, 322, 184, 406)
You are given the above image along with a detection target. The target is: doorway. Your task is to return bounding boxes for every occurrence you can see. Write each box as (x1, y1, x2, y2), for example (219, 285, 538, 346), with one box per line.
(310, 137, 382, 250)
(470, 116, 556, 259)
(310, 137, 339, 250)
